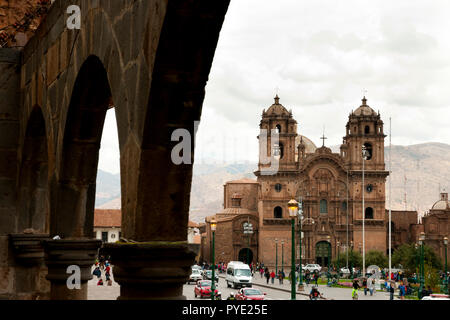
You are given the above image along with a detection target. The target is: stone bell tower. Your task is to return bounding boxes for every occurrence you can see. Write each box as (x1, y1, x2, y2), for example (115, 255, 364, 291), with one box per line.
(257, 95, 297, 172)
(342, 97, 389, 253)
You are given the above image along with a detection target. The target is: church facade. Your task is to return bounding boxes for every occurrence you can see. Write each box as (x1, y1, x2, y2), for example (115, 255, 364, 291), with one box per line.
(202, 96, 408, 268)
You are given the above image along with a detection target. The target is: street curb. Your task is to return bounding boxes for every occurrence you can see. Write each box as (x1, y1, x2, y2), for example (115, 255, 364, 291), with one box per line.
(218, 275, 330, 300)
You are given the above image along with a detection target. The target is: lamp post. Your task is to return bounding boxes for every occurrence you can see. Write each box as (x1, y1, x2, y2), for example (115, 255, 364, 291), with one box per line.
(444, 236, 448, 294)
(362, 144, 369, 277)
(211, 219, 217, 301)
(326, 235, 331, 285)
(418, 232, 425, 299)
(350, 240, 354, 279)
(297, 199, 306, 291)
(243, 218, 253, 266)
(415, 243, 419, 283)
(337, 241, 340, 281)
(275, 238, 278, 275)
(288, 199, 298, 300)
(281, 240, 284, 274)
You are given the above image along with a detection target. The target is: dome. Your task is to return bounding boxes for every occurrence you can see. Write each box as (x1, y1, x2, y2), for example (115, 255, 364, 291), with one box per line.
(431, 193, 449, 210)
(295, 135, 317, 154)
(353, 97, 377, 116)
(265, 95, 291, 117)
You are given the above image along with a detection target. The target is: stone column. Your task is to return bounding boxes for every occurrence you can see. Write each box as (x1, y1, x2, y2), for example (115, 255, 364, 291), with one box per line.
(43, 239, 102, 300)
(104, 242, 196, 300)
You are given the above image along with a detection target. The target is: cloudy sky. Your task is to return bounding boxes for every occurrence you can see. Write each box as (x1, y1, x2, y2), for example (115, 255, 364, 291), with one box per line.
(99, 0, 450, 174)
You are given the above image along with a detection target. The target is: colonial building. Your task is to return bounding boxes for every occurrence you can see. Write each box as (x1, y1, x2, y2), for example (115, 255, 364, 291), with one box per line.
(203, 96, 393, 267)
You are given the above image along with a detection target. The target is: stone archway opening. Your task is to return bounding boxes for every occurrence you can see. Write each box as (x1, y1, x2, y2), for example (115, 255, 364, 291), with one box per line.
(238, 248, 253, 265)
(46, 55, 113, 300)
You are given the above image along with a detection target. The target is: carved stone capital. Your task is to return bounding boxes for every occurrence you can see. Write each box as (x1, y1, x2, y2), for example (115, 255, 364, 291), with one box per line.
(9, 233, 50, 265)
(43, 239, 102, 282)
(103, 241, 196, 300)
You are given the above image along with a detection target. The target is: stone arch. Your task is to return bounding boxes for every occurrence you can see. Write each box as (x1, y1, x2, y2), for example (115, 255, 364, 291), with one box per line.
(50, 55, 113, 238)
(17, 106, 49, 233)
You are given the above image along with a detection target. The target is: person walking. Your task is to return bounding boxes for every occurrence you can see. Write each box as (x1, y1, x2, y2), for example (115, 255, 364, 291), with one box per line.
(270, 270, 276, 284)
(314, 271, 319, 285)
(389, 281, 395, 300)
(368, 278, 375, 296)
(362, 278, 368, 296)
(278, 270, 283, 285)
(352, 279, 360, 300)
(305, 271, 311, 286)
(398, 281, 405, 300)
(265, 269, 270, 284)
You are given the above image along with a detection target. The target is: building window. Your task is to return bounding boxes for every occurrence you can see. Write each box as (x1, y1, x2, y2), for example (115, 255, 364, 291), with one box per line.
(276, 124, 281, 133)
(279, 142, 284, 159)
(274, 206, 283, 219)
(231, 198, 242, 207)
(363, 142, 373, 160)
(101, 232, 108, 243)
(365, 207, 374, 219)
(320, 199, 328, 214)
(365, 125, 370, 134)
(341, 201, 347, 212)
(275, 183, 282, 192)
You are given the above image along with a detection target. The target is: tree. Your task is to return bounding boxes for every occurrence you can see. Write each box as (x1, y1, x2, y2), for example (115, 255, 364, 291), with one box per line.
(392, 243, 443, 276)
(332, 250, 362, 269)
(365, 250, 388, 268)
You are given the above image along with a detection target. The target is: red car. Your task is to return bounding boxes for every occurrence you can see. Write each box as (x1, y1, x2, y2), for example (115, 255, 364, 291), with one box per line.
(194, 280, 218, 298)
(235, 288, 266, 300)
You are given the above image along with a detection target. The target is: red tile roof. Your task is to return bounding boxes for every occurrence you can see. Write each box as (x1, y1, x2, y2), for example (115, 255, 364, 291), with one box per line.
(188, 220, 199, 228)
(94, 209, 122, 228)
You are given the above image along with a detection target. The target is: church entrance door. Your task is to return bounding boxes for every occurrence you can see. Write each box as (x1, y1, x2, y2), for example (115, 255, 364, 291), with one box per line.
(315, 241, 331, 268)
(238, 248, 253, 265)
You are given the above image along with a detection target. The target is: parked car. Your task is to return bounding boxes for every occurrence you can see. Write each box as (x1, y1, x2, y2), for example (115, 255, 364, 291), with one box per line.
(235, 288, 266, 300)
(303, 264, 321, 273)
(226, 261, 253, 289)
(188, 268, 203, 284)
(194, 280, 219, 298)
(203, 269, 219, 282)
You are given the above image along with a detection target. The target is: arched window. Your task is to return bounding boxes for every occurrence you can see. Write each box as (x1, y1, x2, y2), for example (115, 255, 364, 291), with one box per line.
(364, 125, 370, 134)
(363, 142, 373, 160)
(341, 201, 347, 212)
(276, 124, 281, 133)
(365, 207, 374, 219)
(274, 206, 283, 218)
(279, 142, 284, 159)
(320, 199, 328, 214)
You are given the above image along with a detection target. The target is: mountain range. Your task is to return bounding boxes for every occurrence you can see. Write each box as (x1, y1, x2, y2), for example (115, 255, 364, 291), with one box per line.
(96, 142, 450, 224)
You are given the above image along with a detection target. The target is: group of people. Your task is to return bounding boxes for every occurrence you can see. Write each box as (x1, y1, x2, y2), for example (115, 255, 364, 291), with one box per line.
(93, 255, 112, 286)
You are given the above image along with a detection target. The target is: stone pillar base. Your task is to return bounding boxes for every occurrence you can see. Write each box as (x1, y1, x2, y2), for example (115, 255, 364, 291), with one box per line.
(43, 239, 102, 300)
(104, 241, 196, 300)
(9, 233, 50, 265)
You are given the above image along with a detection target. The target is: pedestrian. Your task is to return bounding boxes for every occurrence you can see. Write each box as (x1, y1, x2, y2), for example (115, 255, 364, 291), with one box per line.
(305, 271, 311, 286)
(352, 279, 360, 300)
(369, 278, 375, 296)
(270, 270, 276, 284)
(278, 270, 283, 284)
(314, 271, 319, 285)
(389, 281, 395, 300)
(362, 278, 368, 295)
(105, 263, 112, 285)
(265, 269, 270, 284)
(398, 281, 405, 300)
(97, 278, 104, 286)
(260, 267, 264, 279)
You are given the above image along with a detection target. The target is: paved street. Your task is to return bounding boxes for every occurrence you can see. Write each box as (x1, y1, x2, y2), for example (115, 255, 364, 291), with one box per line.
(87, 267, 392, 300)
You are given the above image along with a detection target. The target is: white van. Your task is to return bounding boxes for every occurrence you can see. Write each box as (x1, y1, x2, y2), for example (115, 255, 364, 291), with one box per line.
(226, 261, 252, 289)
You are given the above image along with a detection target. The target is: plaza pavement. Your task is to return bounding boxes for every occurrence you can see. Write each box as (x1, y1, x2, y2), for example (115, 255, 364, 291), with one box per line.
(87, 266, 392, 300)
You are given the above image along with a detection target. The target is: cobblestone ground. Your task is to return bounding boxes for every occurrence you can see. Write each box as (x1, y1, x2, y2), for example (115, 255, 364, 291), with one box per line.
(87, 267, 392, 300)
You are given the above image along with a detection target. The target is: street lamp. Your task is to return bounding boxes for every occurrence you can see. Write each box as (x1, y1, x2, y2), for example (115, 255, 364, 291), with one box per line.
(275, 238, 278, 275)
(362, 144, 369, 277)
(418, 232, 425, 299)
(288, 199, 299, 300)
(337, 241, 340, 281)
(210, 219, 217, 301)
(281, 240, 284, 273)
(326, 235, 331, 285)
(243, 218, 253, 266)
(350, 240, 354, 279)
(444, 236, 448, 294)
(297, 199, 307, 291)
